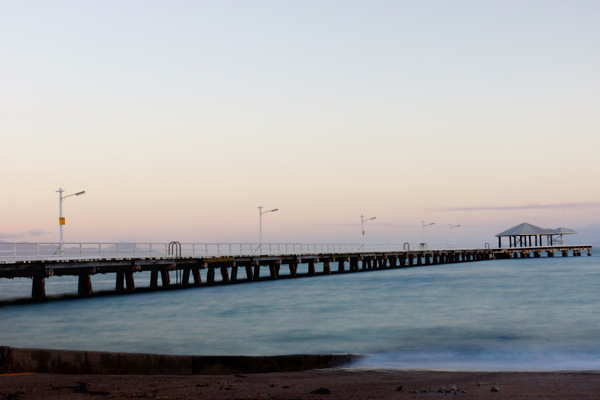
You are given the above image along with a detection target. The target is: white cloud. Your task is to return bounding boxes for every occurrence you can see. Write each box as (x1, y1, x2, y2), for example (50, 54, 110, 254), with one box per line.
(0, 229, 52, 240)
(439, 203, 600, 212)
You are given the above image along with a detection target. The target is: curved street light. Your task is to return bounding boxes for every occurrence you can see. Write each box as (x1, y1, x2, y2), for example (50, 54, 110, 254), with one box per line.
(57, 188, 86, 251)
(360, 214, 376, 237)
(258, 205, 279, 245)
(422, 221, 435, 243)
(449, 224, 461, 247)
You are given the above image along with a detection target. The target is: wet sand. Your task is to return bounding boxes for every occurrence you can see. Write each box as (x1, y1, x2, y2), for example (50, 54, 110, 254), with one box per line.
(2, 369, 600, 399)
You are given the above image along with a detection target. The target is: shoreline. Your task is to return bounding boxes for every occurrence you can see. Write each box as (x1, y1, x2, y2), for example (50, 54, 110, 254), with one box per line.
(0, 346, 360, 375)
(2, 347, 600, 399)
(3, 346, 599, 375)
(2, 369, 600, 399)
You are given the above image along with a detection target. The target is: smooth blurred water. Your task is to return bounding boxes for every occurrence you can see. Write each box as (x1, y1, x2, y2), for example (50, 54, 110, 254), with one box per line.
(1, 255, 599, 370)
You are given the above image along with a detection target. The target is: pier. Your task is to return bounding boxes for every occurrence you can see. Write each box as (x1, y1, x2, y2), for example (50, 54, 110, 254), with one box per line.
(0, 242, 592, 302)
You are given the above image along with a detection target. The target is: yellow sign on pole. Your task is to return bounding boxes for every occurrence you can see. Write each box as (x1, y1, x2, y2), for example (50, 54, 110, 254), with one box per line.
(59, 217, 66, 225)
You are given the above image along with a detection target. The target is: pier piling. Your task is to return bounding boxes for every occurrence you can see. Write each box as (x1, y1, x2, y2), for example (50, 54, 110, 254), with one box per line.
(78, 272, 92, 297)
(31, 275, 46, 301)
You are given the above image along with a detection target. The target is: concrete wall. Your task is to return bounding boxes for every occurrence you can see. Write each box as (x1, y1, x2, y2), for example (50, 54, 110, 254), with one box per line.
(0, 346, 360, 375)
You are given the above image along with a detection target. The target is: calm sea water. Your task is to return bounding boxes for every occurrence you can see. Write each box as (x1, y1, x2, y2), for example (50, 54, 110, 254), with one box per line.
(1, 254, 599, 371)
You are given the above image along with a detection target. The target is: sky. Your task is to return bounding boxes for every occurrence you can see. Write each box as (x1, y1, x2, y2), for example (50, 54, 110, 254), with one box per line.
(2, 0, 600, 247)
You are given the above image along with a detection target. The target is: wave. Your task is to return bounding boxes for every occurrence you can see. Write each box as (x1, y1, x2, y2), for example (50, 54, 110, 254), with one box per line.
(354, 348, 600, 371)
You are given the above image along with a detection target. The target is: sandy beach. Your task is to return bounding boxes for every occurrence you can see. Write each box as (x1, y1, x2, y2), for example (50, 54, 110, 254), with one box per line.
(2, 369, 600, 400)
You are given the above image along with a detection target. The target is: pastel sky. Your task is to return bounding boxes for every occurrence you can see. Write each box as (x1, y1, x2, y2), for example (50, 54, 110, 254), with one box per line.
(2, 1, 600, 246)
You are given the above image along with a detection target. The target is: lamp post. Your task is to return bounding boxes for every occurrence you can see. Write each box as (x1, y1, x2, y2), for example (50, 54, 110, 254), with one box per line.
(449, 224, 461, 247)
(57, 188, 86, 251)
(360, 215, 376, 238)
(258, 205, 278, 245)
(422, 221, 435, 244)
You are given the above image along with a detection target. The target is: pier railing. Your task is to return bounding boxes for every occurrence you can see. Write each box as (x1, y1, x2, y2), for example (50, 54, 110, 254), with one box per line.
(0, 242, 492, 262)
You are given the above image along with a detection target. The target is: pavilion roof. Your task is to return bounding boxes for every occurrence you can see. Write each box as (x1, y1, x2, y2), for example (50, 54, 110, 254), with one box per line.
(495, 222, 555, 237)
(553, 227, 577, 234)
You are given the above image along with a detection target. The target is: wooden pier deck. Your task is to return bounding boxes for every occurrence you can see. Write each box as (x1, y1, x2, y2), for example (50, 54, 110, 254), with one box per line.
(0, 243, 592, 302)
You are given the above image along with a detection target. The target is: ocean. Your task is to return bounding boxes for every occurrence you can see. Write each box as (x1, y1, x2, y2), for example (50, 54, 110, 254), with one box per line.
(1, 254, 599, 371)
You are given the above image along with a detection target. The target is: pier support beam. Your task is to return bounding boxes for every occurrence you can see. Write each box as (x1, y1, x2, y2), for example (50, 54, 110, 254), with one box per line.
(245, 265, 254, 281)
(32, 275, 46, 301)
(360, 258, 366, 270)
(182, 267, 191, 286)
(118, 272, 126, 292)
(374, 257, 380, 269)
(350, 258, 358, 272)
(323, 260, 331, 274)
(380, 257, 387, 268)
(308, 259, 316, 276)
(337, 259, 345, 273)
(78, 272, 93, 297)
(253, 264, 261, 280)
(195, 262, 205, 285)
(388, 256, 397, 268)
(289, 261, 298, 277)
(125, 271, 136, 291)
(207, 267, 215, 284)
(181, 262, 203, 286)
(220, 266, 230, 282)
(269, 262, 280, 279)
(160, 268, 170, 287)
(149, 270, 158, 290)
(116, 270, 135, 292)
